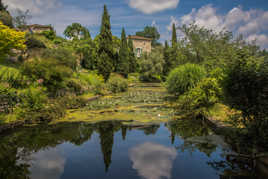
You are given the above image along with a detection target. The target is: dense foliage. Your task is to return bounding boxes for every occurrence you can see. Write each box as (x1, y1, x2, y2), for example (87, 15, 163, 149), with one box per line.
(0, 22, 26, 56)
(107, 74, 128, 93)
(139, 48, 164, 82)
(97, 5, 114, 81)
(117, 28, 129, 77)
(136, 26, 160, 46)
(166, 63, 206, 95)
(223, 49, 268, 140)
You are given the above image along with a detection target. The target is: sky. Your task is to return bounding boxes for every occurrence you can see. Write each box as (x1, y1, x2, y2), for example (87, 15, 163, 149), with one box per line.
(3, 0, 268, 48)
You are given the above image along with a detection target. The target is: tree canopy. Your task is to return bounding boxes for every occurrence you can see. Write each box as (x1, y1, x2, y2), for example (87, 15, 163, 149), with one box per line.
(64, 23, 91, 40)
(136, 26, 160, 46)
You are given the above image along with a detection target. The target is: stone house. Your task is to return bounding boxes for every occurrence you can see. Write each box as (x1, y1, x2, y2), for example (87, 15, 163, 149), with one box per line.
(127, 35, 152, 57)
(23, 24, 53, 34)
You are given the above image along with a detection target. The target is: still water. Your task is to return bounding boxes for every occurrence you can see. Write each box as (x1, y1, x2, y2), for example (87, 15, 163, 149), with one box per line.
(1, 119, 264, 179)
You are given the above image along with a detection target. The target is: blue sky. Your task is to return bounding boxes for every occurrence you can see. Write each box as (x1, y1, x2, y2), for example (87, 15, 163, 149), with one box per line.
(4, 0, 268, 48)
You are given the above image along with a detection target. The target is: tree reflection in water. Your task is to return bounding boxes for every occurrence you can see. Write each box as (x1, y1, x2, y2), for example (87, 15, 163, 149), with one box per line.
(0, 121, 160, 178)
(0, 120, 267, 179)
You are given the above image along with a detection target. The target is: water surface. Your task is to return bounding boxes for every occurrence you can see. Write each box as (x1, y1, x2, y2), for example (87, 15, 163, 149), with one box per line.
(1, 119, 263, 179)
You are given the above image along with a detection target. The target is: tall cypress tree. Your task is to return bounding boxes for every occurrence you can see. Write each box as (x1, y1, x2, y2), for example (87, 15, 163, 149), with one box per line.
(128, 38, 137, 73)
(170, 23, 178, 68)
(117, 28, 129, 77)
(162, 40, 171, 79)
(97, 5, 114, 81)
(171, 23, 177, 48)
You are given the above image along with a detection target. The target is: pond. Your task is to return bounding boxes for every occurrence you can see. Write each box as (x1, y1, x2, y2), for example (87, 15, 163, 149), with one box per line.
(0, 84, 266, 179)
(1, 119, 266, 179)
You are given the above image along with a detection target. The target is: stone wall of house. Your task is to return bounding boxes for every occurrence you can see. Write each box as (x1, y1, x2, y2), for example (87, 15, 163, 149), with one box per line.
(31, 27, 52, 33)
(132, 39, 152, 54)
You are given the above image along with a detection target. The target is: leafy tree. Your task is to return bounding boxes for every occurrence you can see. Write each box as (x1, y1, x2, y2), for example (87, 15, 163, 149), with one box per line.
(0, 0, 7, 11)
(0, 22, 26, 57)
(80, 39, 97, 70)
(223, 49, 268, 141)
(0, 11, 13, 28)
(97, 5, 114, 81)
(64, 23, 90, 40)
(13, 9, 32, 29)
(139, 48, 164, 82)
(178, 24, 233, 68)
(136, 26, 160, 46)
(0, 1, 13, 28)
(128, 38, 137, 72)
(117, 28, 129, 77)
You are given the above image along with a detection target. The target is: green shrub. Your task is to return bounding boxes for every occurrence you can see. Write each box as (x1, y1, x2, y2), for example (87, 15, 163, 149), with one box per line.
(223, 51, 268, 141)
(66, 78, 85, 95)
(166, 63, 206, 96)
(41, 30, 56, 40)
(77, 72, 105, 95)
(107, 74, 128, 93)
(0, 84, 18, 113)
(19, 86, 48, 111)
(177, 77, 222, 115)
(0, 66, 28, 88)
(41, 47, 77, 70)
(21, 59, 72, 95)
(25, 36, 46, 49)
(0, 11, 13, 28)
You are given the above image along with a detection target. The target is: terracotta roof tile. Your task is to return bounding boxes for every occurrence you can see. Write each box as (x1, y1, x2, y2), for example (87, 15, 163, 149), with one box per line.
(127, 35, 152, 41)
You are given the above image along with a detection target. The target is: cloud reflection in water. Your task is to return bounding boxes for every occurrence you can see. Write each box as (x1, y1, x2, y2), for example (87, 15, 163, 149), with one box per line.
(129, 142, 177, 179)
(29, 148, 66, 179)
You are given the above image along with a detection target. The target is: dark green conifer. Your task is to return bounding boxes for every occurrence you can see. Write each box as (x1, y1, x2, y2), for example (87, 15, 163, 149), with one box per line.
(171, 23, 177, 48)
(97, 5, 114, 81)
(128, 38, 138, 72)
(117, 28, 129, 77)
(162, 41, 171, 79)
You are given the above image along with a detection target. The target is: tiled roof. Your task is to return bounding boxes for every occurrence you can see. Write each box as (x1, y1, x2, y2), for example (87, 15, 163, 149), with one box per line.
(127, 35, 152, 41)
(27, 24, 53, 29)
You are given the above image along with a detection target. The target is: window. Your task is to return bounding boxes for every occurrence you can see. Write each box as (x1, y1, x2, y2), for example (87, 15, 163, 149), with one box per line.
(136, 48, 142, 58)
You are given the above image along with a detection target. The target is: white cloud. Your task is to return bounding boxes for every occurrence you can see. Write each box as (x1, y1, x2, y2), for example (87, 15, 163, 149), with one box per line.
(129, 0, 180, 14)
(3, 0, 61, 15)
(4, 0, 101, 35)
(246, 34, 268, 48)
(167, 5, 268, 49)
(129, 142, 177, 179)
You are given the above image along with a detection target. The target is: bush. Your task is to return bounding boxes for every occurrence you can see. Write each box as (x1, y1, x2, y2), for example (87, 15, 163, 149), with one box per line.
(166, 63, 206, 96)
(19, 86, 48, 111)
(66, 78, 85, 95)
(0, 11, 13, 28)
(223, 51, 268, 139)
(41, 47, 77, 70)
(25, 36, 46, 49)
(177, 77, 222, 115)
(77, 72, 105, 95)
(0, 66, 28, 88)
(107, 74, 128, 93)
(21, 59, 73, 95)
(41, 30, 56, 40)
(0, 84, 18, 113)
